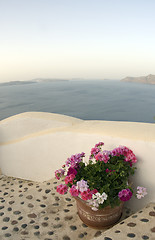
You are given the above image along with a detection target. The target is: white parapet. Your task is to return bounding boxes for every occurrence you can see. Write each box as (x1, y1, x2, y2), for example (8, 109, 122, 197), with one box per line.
(0, 111, 155, 211)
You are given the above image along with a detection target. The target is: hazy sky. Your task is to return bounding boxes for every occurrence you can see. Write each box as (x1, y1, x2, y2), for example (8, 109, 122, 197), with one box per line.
(0, 0, 155, 82)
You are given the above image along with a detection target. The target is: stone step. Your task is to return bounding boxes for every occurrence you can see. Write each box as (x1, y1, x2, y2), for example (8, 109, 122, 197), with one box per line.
(92, 202, 155, 240)
(0, 175, 134, 240)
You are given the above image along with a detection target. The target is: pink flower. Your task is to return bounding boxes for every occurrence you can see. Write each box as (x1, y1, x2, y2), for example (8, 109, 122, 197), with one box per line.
(69, 185, 79, 197)
(95, 152, 110, 163)
(95, 152, 104, 161)
(81, 189, 92, 201)
(112, 146, 137, 164)
(118, 189, 132, 201)
(106, 168, 109, 173)
(90, 189, 98, 195)
(95, 142, 104, 147)
(136, 186, 147, 199)
(64, 174, 75, 184)
(56, 184, 68, 195)
(90, 147, 100, 156)
(55, 169, 65, 180)
(125, 150, 137, 164)
(103, 153, 110, 163)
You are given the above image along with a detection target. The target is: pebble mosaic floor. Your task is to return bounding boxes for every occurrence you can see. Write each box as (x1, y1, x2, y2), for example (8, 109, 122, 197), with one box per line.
(0, 174, 134, 240)
(94, 202, 155, 240)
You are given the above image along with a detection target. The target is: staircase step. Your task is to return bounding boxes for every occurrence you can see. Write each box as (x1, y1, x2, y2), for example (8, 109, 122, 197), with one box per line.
(92, 202, 155, 240)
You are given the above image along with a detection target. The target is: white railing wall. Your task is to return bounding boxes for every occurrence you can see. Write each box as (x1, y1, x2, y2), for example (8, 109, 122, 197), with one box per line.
(0, 112, 155, 211)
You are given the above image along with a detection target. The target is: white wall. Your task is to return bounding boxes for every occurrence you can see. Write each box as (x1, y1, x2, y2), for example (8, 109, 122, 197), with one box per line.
(0, 112, 155, 211)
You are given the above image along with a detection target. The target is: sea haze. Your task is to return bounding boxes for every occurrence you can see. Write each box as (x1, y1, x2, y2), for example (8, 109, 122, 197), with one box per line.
(0, 80, 155, 123)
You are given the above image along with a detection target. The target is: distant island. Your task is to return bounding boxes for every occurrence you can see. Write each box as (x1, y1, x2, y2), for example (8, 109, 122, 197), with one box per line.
(0, 78, 69, 86)
(32, 78, 69, 83)
(121, 74, 155, 85)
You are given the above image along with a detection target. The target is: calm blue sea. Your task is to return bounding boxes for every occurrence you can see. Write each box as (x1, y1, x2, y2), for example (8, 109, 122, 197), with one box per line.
(0, 80, 155, 123)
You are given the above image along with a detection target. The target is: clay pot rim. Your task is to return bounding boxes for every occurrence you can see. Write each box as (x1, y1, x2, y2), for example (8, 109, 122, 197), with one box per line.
(74, 196, 124, 212)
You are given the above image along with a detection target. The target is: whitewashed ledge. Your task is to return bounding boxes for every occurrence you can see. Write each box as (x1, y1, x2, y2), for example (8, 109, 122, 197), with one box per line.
(0, 112, 155, 212)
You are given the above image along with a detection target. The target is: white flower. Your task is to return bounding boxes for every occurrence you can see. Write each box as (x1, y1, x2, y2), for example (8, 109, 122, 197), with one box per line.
(91, 207, 98, 211)
(101, 192, 108, 201)
(136, 186, 147, 199)
(98, 196, 104, 204)
(88, 199, 99, 211)
(91, 192, 108, 206)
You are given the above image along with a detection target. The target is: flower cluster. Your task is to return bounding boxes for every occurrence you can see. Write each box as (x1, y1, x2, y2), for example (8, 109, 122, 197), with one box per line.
(65, 152, 85, 168)
(111, 146, 137, 166)
(56, 184, 68, 195)
(136, 186, 147, 199)
(55, 142, 147, 210)
(89, 192, 108, 211)
(55, 169, 65, 180)
(118, 189, 133, 201)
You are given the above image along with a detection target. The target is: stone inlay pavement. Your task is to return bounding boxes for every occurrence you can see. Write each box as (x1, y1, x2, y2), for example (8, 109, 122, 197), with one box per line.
(0, 175, 133, 240)
(92, 202, 155, 240)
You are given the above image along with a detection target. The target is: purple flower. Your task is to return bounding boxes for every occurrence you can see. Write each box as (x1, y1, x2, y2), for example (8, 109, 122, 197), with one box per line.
(95, 142, 104, 147)
(67, 167, 77, 176)
(77, 180, 89, 192)
(118, 189, 132, 201)
(65, 152, 85, 168)
(112, 147, 124, 156)
(91, 147, 100, 155)
(78, 152, 85, 158)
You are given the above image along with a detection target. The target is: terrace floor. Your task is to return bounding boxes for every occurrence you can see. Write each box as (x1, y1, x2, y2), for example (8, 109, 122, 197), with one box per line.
(0, 174, 154, 240)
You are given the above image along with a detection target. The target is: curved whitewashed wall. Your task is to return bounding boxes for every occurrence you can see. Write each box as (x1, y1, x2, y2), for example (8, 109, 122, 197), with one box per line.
(0, 112, 155, 211)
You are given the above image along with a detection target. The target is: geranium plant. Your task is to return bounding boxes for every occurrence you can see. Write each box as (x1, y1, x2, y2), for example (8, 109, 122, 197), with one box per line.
(55, 142, 147, 211)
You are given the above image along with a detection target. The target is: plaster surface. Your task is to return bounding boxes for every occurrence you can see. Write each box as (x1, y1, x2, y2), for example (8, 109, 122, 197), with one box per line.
(0, 112, 155, 211)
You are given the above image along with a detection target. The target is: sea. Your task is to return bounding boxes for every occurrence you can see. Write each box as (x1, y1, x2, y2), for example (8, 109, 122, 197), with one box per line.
(0, 80, 155, 123)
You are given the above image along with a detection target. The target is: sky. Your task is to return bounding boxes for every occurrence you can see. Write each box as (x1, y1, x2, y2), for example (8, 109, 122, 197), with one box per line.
(0, 0, 155, 82)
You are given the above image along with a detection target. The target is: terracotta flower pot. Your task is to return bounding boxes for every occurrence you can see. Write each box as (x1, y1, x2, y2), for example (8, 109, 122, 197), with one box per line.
(74, 196, 124, 229)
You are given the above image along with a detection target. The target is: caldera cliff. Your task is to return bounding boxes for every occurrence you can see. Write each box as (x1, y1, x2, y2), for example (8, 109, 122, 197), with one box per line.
(121, 74, 155, 85)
